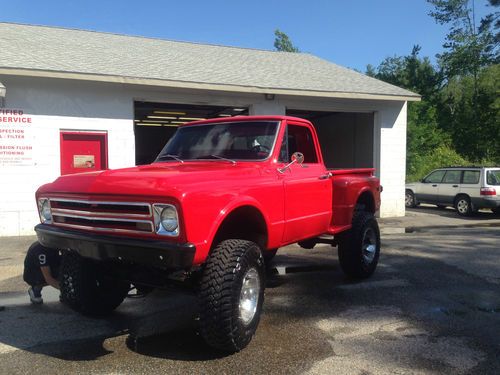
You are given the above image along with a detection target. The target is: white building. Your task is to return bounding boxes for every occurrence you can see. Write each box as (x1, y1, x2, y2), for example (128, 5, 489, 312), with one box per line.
(0, 23, 419, 236)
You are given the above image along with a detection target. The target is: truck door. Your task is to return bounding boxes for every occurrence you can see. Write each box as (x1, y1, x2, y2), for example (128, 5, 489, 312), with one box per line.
(279, 123, 332, 243)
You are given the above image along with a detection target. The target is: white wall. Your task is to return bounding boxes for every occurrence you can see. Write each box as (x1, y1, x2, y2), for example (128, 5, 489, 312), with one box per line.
(0, 75, 407, 236)
(0, 76, 136, 236)
(377, 102, 407, 217)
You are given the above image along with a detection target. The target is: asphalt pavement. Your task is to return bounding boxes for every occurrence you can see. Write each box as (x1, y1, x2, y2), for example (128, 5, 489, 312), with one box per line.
(0, 206, 499, 374)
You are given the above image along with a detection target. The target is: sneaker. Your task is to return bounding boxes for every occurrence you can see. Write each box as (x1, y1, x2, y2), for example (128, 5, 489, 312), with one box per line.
(28, 286, 43, 304)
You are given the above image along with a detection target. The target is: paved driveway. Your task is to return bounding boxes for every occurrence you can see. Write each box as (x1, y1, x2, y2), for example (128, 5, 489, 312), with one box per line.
(0, 216, 499, 374)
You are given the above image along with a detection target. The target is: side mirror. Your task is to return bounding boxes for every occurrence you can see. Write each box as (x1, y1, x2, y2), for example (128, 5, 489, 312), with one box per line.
(291, 152, 304, 165)
(278, 152, 304, 174)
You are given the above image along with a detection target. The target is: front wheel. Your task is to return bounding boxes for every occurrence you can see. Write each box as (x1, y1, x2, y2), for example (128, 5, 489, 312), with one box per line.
(337, 211, 380, 279)
(198, 239, 265, 352)
(60, 252, 130, 316)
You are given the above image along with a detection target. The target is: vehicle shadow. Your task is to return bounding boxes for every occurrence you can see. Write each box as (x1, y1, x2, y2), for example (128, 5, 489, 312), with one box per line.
(1, 243, 499, 374)
(407, 204, 499, 221)
(0, 286, 226, 361)
(0, 254, 338, 364)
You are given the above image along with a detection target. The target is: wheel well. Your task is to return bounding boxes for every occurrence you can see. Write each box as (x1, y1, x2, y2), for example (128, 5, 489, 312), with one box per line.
(212, 206, 268, 251)
(454, 194, 470, 205)
(356, 191, 376, 213)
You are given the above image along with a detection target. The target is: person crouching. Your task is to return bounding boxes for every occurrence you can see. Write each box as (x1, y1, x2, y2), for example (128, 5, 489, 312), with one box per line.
(23, 242, 60, 304)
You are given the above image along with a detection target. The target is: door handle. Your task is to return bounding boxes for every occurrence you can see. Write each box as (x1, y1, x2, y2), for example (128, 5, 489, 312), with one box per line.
(319, 173, 332, 180)
(432, 184, 438, 187)
(452, 185, 458, 187)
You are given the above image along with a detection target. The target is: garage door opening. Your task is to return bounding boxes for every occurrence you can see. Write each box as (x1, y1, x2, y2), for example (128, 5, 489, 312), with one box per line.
(286, 109, 374, 169)
(134, 102, 248, 165)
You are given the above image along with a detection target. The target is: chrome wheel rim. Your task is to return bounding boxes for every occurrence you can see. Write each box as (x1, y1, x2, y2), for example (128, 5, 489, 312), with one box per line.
(239, 267, 260, 325)
(457, 199, 468, 214)
(362, 227, 377, 264)
(405, 192, 413, 207)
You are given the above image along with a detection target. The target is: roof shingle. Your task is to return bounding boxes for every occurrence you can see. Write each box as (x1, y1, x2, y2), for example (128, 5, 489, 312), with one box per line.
(0, 23, 419, 100)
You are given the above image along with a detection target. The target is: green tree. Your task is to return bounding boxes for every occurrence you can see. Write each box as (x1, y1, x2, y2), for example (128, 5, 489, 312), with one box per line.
(437, 64, 500, 162)
(367, 2, 499, 181)
(427, 0, 498, 79)
(366, 47, 450, 180)
(273, 29, 300, 52)
(428, 0, 499, 163)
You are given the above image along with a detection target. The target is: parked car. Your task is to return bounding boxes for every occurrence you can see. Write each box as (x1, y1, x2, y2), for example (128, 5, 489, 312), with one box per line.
(34, 115, 382, 353)
(405, 166, 500, 216)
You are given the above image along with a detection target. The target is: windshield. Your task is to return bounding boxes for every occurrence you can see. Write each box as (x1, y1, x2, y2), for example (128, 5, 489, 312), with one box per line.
(487, 170, 500, 186)
(155, 121, 279, 162)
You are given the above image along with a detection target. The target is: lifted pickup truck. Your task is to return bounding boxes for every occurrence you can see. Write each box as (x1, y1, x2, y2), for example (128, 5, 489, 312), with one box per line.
(35, 115, 381, 352)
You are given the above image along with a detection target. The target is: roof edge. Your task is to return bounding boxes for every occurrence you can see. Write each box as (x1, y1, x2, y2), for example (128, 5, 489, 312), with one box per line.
(0, 68, 421, 102)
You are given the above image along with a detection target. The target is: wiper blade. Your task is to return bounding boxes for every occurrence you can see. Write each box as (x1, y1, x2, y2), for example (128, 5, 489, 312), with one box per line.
(210, 155, 236, 164)
(156, 154, 184, 163)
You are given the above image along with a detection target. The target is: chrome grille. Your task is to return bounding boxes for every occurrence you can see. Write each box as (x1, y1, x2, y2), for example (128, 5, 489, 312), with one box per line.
(49, 198, 154, 234)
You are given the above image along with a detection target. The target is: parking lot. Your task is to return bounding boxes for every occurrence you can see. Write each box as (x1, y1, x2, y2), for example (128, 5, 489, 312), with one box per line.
(1, 207, 499, 374)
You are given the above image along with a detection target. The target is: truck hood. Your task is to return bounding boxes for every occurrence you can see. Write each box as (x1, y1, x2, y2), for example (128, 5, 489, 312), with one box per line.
(37, 162, 263, 199)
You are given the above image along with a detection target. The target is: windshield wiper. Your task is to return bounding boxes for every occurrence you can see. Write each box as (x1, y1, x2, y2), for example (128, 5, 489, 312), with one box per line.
(156, 154, 184, 163)
(195, 155, 236, 164)
(210, 155, 236, 164)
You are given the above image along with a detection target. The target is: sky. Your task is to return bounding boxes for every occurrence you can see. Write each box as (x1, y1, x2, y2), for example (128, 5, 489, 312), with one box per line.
(0, 0, 494, 72)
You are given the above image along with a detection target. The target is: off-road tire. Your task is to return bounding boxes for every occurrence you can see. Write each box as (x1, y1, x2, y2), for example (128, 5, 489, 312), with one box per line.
(455, 195, 473, 216)
(337, 211, 380, 279)
(198, 239, 265, 352)
(405, 190, 417, 208)
(60, 252, 130, 316)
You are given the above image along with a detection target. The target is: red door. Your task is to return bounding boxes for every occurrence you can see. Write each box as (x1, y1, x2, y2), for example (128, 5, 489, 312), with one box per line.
(280, 123, 332, 243)
(60, 131, 108, 175)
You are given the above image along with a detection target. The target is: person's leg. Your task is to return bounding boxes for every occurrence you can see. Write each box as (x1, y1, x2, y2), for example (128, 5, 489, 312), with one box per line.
(28, 284, 45, 304)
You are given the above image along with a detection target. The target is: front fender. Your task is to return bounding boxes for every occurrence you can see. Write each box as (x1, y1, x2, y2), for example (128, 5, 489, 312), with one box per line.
(209, 197, 270, 245)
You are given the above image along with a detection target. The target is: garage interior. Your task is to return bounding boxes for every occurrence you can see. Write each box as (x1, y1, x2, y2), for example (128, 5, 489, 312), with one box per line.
(134, 102, 374, 168)
(134, 101, 249, 165)
(287, 109, 374, 169)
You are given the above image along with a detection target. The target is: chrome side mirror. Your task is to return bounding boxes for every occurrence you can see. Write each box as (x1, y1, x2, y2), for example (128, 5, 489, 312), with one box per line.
(291, 152, 304, 165)
(278, 152, 304, 173)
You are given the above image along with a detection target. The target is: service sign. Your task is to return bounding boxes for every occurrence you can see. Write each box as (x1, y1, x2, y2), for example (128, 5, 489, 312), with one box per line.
(0, 109, 34, 166)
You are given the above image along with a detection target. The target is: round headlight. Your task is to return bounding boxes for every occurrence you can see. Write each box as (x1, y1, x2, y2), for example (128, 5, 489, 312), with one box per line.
(160, 206, 178, 232)
(40, 200, 52, 222)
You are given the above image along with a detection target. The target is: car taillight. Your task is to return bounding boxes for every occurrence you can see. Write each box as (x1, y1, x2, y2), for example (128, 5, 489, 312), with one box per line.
(480, 187, 497, 195)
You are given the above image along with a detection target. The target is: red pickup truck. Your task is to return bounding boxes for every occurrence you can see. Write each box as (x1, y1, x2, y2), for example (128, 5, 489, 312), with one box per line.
(35, 115, 381, 352)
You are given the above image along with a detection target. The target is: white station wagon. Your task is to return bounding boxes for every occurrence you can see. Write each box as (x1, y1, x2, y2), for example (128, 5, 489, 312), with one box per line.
(405, 167, 500, 216)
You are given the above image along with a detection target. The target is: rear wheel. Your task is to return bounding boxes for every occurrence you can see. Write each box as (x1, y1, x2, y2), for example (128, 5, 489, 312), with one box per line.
(60, 252, 130, 316)
(455, 195, 473, 216)
(405, 190, 417, 208)
(337, 211, 380, 279)
(198, 239, 265, 352)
